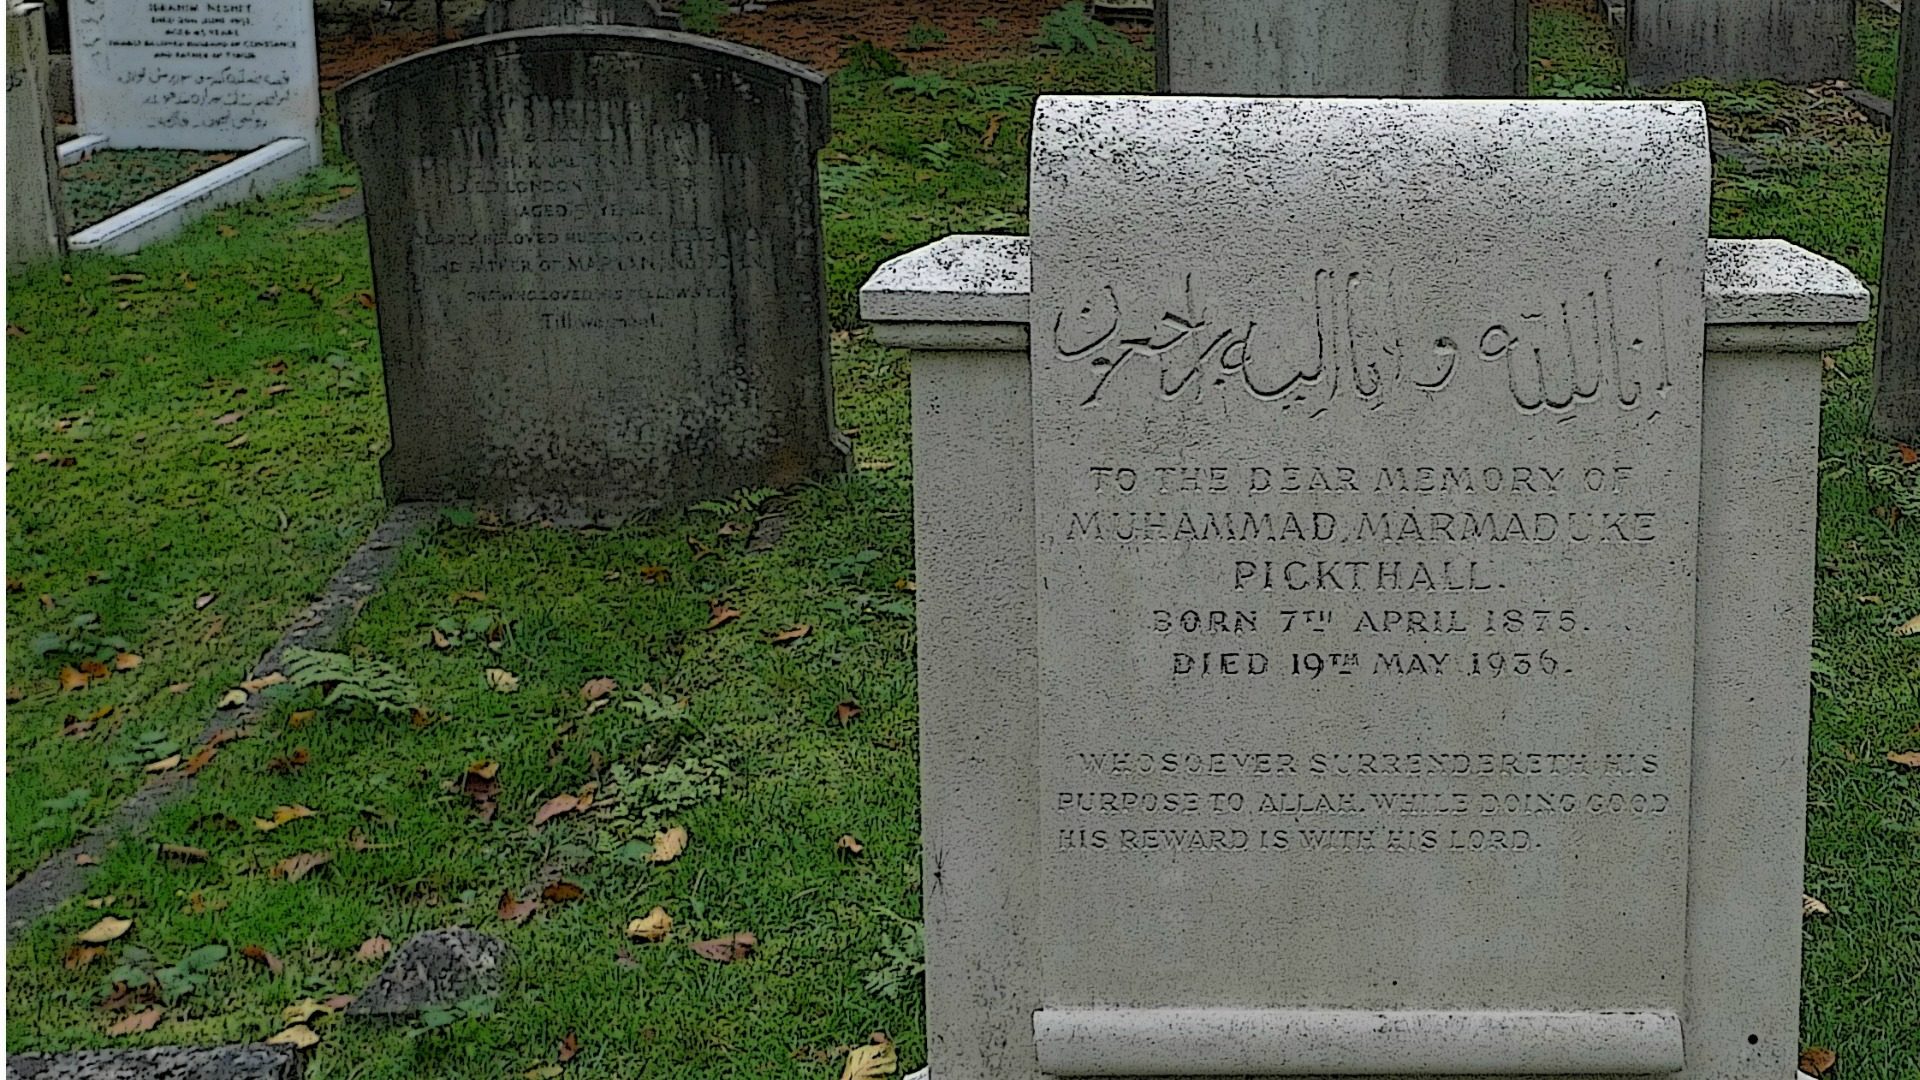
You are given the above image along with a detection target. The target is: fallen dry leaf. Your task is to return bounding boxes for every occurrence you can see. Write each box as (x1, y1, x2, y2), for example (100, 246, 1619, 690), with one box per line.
(267, 1024, 320, 1049)
(253, 805, 314, 831)
(270, 851, 332, 883)
(449, 589, 488, 604)
(689, 932, 757, 963)
(181, 747, 218, 776)
(107, 1008, 162, 1037)
(113, 652, 142, 672)
(468, 760, 500, 780)
(143, 754, 182, 774)
(834, 701, 862, 724)
(646, 826, 688, 864)
(1896, 612, 1920, 637)
(558, 1032, 580, 1063)
(771, 624, 811, 644)
(533, 792, 584, 828)
(498, 889, 541, 925)
(266, 748, 309, 774)
(355, 936, 392, 963)
(580, 677, 617, 702)
(224, 434, 250, 450)
(280, 999, 333, 1024)
(485, 668, 520, 693)
(75, 852, 100, 866)
(525, 1068, 563, 1080)
(239, 672, 286, 693)
(195, 593, 217, 610)
(626, 906, 673, 942)
(841, 1033, 897, 1080)
(836, 834, 865, 857)
(59, 666, 90, 692)
(212, 410, 244, 427)
(64, 945, 105, 969)
(430, 627, 452, 650)
(217, 688, 248, 709)
(77, 916, 133, 944)
(286, 709, 315, 729)
(85, 895, 115, 909)
(1900, 444, 1919, 466)
(639, 565, 669, 583)
(704, 600, 742, 630)
(160, 843, 210, 862)
(1802, 893, 1831, 917)
(241, 944, 284, 975)
(206, 727, 244, 749)
(541, 881, 585, 904)
(1887, 751, 1920, 768)
(1799, 1047, 1838, 1077)
(167, 681, 193, 695)
(321, 993, 355, 1012)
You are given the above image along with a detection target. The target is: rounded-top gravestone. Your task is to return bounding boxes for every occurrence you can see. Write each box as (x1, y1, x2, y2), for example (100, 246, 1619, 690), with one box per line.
(480, 0, 679, 35)
(338, 28, 846, 523)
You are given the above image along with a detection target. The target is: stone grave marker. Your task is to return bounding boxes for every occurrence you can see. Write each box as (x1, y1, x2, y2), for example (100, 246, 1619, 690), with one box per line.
(339, 29, 846, 522)
(482, 0, 679, 34)
(1628, 0, 1854, 86)
(1874, 0, 1919, 441)
(7, 1, 65, 271)
(1155, 0, 1528, 95)
(65, 0, 319, 151)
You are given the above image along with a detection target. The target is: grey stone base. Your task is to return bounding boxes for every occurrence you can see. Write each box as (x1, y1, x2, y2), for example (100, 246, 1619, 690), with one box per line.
(6, 1044, 301, 1080)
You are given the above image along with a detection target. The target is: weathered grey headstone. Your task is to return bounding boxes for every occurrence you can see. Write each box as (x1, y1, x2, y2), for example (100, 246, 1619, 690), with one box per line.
(7, 1, 65, 271)
(1628, 0, 1855, 86)
(66, 0, 319, 150)
(1874, 0, 1920, 441)
(339, 28, 845, 523)
(6, 1043, 302, 1080)
(481, 0, 678, 34)
(1154, 0, 1528, 95)
(346, 928, 510, 1015)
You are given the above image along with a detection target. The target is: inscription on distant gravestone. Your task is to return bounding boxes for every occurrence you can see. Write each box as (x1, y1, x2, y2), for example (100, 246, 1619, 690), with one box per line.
(66, 0, 318, 150)
(339, 30, 845, 522)
(1031, 98, 1707, 1016)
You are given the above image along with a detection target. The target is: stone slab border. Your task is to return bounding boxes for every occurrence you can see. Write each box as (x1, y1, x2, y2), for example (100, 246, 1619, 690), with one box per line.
(54, 133, 106, 168)
(6, 1043, 302, 1079)
(5, 505, 437, 934)
(67, 138, 319, 256)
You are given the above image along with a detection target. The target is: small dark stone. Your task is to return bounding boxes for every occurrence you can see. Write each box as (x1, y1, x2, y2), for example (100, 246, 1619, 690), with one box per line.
(346, 928, 510, 1016)
(6, 1044, 301, 1080)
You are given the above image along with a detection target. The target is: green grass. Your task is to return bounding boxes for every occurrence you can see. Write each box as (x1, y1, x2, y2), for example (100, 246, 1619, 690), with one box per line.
(60, 150, 239, 232)
(1857, 2, 1901, 102)
(7, 6, 1918, 1077)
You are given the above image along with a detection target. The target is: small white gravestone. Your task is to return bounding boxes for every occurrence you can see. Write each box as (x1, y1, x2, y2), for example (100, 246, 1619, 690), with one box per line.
(67, 0, 319, 151)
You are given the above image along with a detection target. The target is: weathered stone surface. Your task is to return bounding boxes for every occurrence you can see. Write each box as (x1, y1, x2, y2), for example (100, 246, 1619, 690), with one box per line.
(66, 0, 319, 151)
(1874, 0, 1920, 440)
(1154, 0, 1527, 95)
(481, 0, 677, 33)
(338, 29, 846, 523)
(6, 1044, 301, 1080)
(346, 928, 509, 1016)
(1628, 0, 1855, 87)
(7, 1, 65, 271)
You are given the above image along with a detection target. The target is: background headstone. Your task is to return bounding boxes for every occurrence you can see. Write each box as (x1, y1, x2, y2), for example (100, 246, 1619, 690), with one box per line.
(1874, 0, 1919, 442)
(339, 28, 846, 522)
(1023, 95, 1707, 1074)
(1155, 0, 1528, 95)
(1627, 0, 1855, 87)
(480, 0, 678, 35)
(66, 0, 319, 150)
(346, 928, 509, 1015)
(7, 1, 66, 271)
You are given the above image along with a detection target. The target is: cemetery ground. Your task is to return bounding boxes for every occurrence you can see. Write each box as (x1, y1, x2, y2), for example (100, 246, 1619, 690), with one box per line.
(5, 3, 1917, 1076)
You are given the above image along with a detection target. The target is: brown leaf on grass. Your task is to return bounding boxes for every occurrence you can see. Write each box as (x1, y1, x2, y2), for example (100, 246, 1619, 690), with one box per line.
(894, 579, 916, 592)
(1900, 444, 1919, 466)
(462, 762, 500, 820)
(639, 565, 669, 584)
(224, 435, 250, 450)
(266, 1024, 319, 1048)
(239, 672, 286, 693)
(144, 754, 181, 774)
(264, 383, 290, 396)
(266, 748, 309, 774)
(1896, 612, 1920, 637)
(206, 727, 244, 749)
(1803, 893, 1832, 917)
(107, 1008, 162, 1037)
(270, 851, 331, 883)
(286, 709, 315, 729)
(541, 881, 585, 904)
(981, 113, 1003, 149)
(8, 685, 24, 703)
(626, 907, 672, 942)
(770, 624, 811, 645)
(78, 916, 133, 943)
(321, 993, 355, 1012)
(280, 999, 334, 1024)
(113, 652, 143, 672)
(836, 834, 865, 857)
(1800, 1047, 1838, 1076)
(558, 1032, 580, 1063)
(647, 826, 688, 864)
(253, 805, 314, 831)
(704, 600, 742, 630)
(195, 593, 217, 610)
(1887, 751, 1920, 768)
(355, 937, 392, 963)
(62, 718, 96, 738)
(181, 747, 217, 776)
(167, 681, 193, 695)
(841, 1033, 898, 1080)
(689, 932, 757, 963)
(449, 589, 488, 604)
(160, 844, 210, 862)
(485, 668, 520, 693)
(64, 945, 105, 969)
(75, 853, 100, 866)
(240, 944, 284, 975)
(212, 411, 244, 427)
(60, 666, 90, 692)
(533, 793, 584, 828)
(834, 700, 862, 724)
(580, 677, 617, 702)
(429, 627, 452, 650)
(498, 889, 541, 925)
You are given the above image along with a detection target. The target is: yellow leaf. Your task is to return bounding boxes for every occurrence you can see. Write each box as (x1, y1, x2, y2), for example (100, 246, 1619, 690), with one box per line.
(1895, 612, 1920, 637)
(217, 688, 248, 709)
(646, 826, 688, 864)
(1802, 893, 1831, 917)
(280, 999, 333, 1024)
(77, 916, 133, 944)
(239, 672, 286, 693)
(836, 834, 865, 856)
(59, 666, 90, 692)
(485, 668, 519, 693)
(1887, 751, 1920, 768)
(467, 760, 500, 780)
(267, 1024, 320, 1048)
(524, 1068, 564, 1080)
(841, 1033, 898, 1080)
(626, 906, 673, 942)
(770, 624, 811, 644)
(113, 651, 143, 671)
(144, 754, 182, 773)
(253, 805, 314, 831)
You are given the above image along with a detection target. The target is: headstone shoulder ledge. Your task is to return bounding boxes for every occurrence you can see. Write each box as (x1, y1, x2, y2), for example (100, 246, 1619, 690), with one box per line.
(860, 232, 1868, 335)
